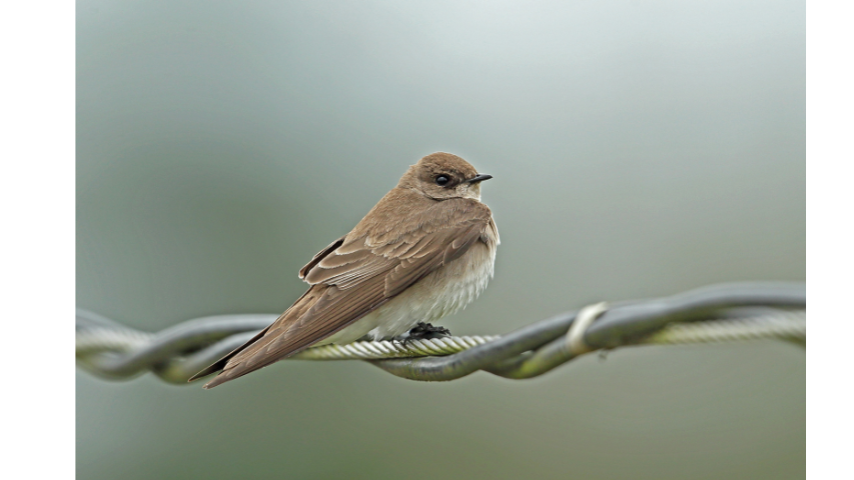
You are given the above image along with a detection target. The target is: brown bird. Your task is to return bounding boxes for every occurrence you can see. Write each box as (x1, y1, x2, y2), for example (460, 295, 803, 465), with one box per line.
(191, 152, 499, 388)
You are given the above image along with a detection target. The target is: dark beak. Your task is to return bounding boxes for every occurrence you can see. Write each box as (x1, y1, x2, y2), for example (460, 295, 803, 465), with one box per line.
(467, 174, 493, 184)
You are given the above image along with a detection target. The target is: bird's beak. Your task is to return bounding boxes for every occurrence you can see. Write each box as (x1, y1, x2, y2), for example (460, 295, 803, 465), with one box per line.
(467, 174, 493, 184)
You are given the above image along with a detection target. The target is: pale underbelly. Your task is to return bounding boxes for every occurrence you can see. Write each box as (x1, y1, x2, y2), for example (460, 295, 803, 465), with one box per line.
(318, 241, 496, 345)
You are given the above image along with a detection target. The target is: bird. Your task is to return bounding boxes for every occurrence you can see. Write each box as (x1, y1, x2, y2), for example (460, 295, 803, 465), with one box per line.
(190, 152, 499, 388)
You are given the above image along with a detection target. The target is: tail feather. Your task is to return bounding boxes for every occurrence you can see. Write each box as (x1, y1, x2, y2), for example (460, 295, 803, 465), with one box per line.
(187, 326, 270, 385)
(199, 327, 316, 389)
(190, 288, 323, 388)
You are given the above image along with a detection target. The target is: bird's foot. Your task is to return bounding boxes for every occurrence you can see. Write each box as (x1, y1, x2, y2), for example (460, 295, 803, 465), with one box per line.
(399, 322, 452, 346)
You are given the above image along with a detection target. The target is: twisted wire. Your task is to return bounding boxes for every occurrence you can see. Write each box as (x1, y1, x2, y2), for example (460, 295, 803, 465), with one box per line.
(292, 335, 501, 360)
(74, 324, 499, 360)
(75, 328, 153, 355)
(644, 310, 806, 345)
(75, 282, 806, 384)
(74, 312, 805, 363)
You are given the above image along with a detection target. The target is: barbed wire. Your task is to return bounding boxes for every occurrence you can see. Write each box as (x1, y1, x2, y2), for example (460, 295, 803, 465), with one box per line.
(76, 282, 805, 385)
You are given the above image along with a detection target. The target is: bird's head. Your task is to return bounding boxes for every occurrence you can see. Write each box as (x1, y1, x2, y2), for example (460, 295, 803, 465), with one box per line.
(399, 152, 492, 201)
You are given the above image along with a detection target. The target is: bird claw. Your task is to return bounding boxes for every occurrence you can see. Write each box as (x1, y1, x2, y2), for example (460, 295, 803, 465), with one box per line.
(398, 322, 452, 346)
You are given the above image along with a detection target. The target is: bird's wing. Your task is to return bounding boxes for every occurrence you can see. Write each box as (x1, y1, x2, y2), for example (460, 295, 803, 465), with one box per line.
(194, 198, 493, 388)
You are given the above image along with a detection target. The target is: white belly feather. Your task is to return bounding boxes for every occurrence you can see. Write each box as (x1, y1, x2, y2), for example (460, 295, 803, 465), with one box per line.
(319, 240, 497, 345)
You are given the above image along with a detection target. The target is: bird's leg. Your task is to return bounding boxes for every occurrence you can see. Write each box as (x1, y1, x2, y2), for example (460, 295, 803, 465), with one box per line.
(399, 322, 452, 345)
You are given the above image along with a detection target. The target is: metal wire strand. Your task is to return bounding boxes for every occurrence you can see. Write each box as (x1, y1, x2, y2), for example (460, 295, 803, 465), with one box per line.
(294, 336, 501, 360)
(644, 310, 806, 345)
(75, 282, 805, 385)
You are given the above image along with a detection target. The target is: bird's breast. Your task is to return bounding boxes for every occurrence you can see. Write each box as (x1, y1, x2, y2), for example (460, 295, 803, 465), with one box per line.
(371, 239, 497, 339)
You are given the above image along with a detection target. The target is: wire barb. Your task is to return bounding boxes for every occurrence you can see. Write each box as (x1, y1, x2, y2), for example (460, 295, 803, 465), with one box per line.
(76, 282, 806, 385)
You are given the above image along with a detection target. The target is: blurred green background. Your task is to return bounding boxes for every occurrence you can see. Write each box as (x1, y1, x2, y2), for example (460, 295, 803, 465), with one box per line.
(76, 1, 804, 479)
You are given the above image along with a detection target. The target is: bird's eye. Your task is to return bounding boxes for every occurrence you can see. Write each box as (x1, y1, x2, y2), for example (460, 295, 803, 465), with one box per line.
(435, 175, 450, 186)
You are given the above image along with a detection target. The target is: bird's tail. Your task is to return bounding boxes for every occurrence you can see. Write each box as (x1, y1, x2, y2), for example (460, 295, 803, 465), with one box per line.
(187, 326, 271, 387)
